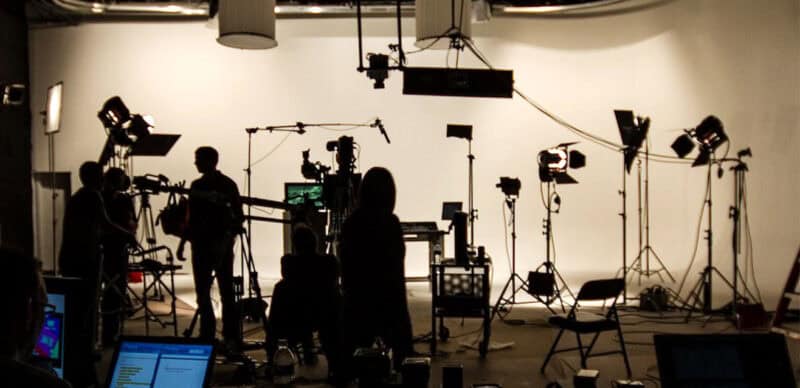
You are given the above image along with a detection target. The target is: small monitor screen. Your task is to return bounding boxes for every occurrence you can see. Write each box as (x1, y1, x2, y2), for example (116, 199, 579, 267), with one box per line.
(108, 340, 213, 388)
(285, 182, 324, 208)
(34, 311, 63, 361)
(33, 292, 66, 378)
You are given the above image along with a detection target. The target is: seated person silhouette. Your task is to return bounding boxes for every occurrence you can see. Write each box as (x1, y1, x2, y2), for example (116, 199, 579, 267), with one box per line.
(0, 247, 71, 388)
(268, 225, 341, 375)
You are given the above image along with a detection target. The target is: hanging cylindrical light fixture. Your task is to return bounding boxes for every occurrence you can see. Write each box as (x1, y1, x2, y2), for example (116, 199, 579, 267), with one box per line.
(217, 0, 277, 49)
(415, 0, 472, 49)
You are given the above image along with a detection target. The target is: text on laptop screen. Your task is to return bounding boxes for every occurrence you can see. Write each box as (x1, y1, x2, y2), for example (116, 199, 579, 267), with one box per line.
(109, 341, 213, 388)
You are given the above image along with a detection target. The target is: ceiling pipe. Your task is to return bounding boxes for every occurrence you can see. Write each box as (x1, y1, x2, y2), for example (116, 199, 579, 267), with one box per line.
(45, 0, 667, 20)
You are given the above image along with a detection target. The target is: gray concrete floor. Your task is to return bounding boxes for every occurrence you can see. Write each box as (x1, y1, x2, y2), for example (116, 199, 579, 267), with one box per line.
(103, 280, 800, 388)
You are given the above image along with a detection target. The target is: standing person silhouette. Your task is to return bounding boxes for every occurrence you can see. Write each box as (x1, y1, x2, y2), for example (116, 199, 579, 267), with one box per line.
(100, 167, 136, 347)
(177, 146, 244, 352)
(59, 161, 136, 387)
(340, 167, 413, 370)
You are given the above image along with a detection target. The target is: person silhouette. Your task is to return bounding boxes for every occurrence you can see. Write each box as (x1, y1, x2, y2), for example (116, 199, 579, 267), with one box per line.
(177, 147, 244, 351)
(59, 161, 136, 387)
(340, 167, 413, 370)
(267, 225, 341, 378)
(0, 248, 70, 388)
(100, 167, 136, 347)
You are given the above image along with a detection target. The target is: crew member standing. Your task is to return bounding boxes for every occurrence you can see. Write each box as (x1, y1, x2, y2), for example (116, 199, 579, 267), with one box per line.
(177, 146, 244, 351)
(100, 167, 137, 347)
(340, 167, 413, 371)
(59, 161, 136, 387)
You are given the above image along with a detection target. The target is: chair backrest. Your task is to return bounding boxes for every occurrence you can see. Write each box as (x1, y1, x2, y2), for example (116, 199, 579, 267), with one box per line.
(576, 278, 624, 302)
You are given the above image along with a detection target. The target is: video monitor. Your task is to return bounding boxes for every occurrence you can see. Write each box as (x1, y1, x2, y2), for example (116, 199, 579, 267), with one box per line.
(285, 182, 324, 208)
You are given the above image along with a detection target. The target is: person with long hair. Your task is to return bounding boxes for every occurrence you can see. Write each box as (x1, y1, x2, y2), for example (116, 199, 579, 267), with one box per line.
(340, 167, 413, 370)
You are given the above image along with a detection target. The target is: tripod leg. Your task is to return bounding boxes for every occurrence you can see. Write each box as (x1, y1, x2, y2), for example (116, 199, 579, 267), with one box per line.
(491, 275, 517, 320)
(648, 248, 676, 282)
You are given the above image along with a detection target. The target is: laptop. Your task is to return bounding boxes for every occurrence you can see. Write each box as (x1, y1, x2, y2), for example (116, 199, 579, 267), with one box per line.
(654, 333, 796, 388)
(106, 336, 215, 388)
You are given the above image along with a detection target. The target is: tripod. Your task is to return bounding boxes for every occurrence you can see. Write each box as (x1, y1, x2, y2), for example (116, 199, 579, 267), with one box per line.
(491, 195, 534, 319)
(625, 140, 675, 285)
(684, 157, 753, 320)
(183, 230, 269, 357)
(533, 181, 574, 313)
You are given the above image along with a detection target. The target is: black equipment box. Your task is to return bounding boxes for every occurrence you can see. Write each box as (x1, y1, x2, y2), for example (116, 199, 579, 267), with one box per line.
(403, 67, 514, 98)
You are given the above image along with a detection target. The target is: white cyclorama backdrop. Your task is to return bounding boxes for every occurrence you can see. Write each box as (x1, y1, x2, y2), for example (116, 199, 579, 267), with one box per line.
(29, 0, 799, 306)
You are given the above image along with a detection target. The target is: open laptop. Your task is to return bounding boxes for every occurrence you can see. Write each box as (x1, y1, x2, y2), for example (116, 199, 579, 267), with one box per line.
(654, 333, 796, 388)
(106, 336, 215, 388)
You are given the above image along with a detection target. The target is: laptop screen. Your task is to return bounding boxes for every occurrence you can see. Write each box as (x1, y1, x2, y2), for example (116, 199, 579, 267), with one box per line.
(107, 338, 214, 388)
(654, 333, 796, 388)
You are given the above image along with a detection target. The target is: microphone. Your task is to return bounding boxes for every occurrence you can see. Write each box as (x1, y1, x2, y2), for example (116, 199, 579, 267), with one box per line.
(371, 118, 391, 144)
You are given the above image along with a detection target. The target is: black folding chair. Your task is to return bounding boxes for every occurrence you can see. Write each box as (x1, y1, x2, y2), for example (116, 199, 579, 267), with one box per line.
(540, 278, 631, 377)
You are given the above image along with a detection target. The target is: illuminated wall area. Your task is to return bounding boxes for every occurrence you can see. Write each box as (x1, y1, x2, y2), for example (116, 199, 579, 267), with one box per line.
(29, 0, 799, 305)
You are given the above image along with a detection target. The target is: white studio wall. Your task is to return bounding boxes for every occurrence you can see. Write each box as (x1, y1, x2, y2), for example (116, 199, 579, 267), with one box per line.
(28, 0, 799, 306)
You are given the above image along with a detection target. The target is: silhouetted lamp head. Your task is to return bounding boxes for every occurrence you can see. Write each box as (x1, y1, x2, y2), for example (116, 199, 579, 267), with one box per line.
(538, 142, 585, 184)
(98, 96, 153, 146)
(614, 110, 649, 173)
(671, 115, 728, 167)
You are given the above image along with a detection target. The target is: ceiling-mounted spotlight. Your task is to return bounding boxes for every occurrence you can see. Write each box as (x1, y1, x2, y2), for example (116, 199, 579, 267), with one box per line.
(670, 115, 727, 167)
(538, 142, 585, 184)
(366, 53, 390, 89)
(415, 0, 472, 49)
(217, 0, 277, 49)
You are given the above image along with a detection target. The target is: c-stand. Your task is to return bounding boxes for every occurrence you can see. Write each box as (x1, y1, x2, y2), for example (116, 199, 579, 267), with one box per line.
(491, 194, 531, 319)
(532, 181, 574, 313)
(684, 153, 757, 321)
(625, 140, 675, 285)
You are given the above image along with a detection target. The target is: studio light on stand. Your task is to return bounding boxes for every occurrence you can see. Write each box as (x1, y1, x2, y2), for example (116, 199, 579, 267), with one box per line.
(614, 110, 675, 304)
(671, 116, 742, 318)
(530, 143, 584, 313)
(97, 96, 180, 251)
(490, 177, 534, 321)
(43, 82, 63, 273)
(446, 124, 479, 251)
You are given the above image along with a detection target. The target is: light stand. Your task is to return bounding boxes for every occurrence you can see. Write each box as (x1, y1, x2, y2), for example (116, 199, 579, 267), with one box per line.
(625, 139, 675, 284)
(491, 193, 532, 319)
(467, 138, 477, 248)
(244, 124, 307, 263)
(618, 156, 628, 302)
(531, 181, 574, 313)
(684, 158, 737, 318)
(46, 128, 58, 272)
(447, 124, 478, 250)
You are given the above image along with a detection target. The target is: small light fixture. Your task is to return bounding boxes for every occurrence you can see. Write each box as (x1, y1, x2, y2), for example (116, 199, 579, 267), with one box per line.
(614, 110, 649, 173)
(538, 142, 585, 184)
(217, 0, 277, 50)
(671, 115, 727, 167)
(98, 96, 153, 146)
